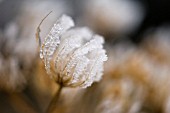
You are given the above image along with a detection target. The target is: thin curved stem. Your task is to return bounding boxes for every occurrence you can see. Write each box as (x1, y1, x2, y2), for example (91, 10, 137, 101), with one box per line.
(36, 11, 52, 48)
(46, 84, 63, 113)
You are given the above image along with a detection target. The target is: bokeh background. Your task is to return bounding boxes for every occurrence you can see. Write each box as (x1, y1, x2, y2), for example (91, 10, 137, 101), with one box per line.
(0, 0, 170, 113)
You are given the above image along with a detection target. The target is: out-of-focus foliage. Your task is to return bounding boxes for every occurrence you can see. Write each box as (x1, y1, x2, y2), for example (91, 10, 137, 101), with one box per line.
(0, 0, 170, 113)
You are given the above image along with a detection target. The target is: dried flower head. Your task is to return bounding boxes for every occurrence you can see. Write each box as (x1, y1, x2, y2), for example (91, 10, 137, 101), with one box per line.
(37, 14, 107, 88)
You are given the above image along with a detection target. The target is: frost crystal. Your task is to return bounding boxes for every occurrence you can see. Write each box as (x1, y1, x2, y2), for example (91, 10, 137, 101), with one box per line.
(39, 15, 107, 88)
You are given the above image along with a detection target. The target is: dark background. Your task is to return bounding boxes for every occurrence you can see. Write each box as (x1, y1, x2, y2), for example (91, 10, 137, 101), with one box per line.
(0, 0, 170, 43)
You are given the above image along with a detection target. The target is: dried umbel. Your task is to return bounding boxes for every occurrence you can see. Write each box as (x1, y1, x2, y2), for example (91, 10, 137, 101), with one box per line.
(37, 14, 107, 88)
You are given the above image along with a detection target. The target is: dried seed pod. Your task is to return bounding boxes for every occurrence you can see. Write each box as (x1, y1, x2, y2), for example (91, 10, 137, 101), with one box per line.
(38, 15, 107, 88)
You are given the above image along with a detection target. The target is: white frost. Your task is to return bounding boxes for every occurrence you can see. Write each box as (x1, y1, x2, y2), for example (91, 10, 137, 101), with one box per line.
(40, 15, 107, 88)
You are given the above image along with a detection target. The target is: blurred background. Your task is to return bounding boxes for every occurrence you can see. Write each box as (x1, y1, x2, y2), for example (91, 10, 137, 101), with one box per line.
(0, 0, 170, 113)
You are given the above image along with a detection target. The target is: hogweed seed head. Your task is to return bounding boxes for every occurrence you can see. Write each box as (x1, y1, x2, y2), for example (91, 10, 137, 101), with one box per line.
(38, 14, 107, 88)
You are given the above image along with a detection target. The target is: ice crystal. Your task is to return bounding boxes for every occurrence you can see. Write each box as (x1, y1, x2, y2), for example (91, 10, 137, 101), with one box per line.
(39, 15, 107, 88)
(40, 15, 74, 74)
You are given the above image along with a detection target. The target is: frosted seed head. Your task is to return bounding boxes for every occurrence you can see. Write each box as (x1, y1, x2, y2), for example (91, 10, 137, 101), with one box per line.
(38, 14, 107, 88)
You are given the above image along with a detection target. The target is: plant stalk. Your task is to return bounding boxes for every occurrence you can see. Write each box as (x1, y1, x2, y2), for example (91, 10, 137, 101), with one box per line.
(46, 84, 63, 113)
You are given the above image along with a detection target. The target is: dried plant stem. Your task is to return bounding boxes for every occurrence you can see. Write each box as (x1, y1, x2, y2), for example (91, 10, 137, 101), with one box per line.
(46, 84, 63, 113)
(35, 11, 52, 50)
